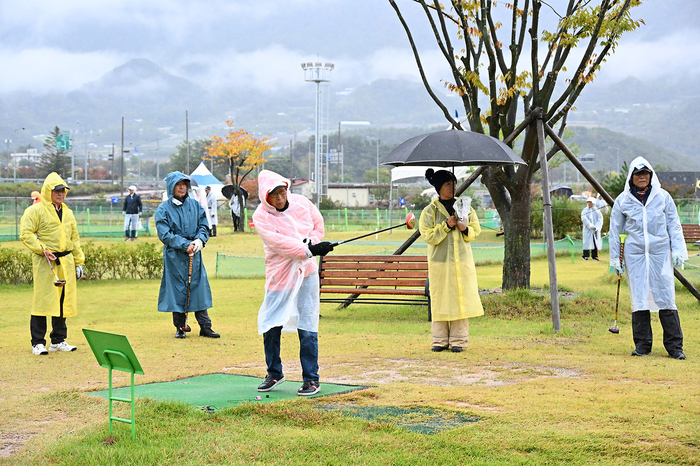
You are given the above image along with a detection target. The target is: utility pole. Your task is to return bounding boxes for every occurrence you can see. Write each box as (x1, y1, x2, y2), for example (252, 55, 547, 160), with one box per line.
(120, 117, 124, 194)
(110, 143, 115, 185)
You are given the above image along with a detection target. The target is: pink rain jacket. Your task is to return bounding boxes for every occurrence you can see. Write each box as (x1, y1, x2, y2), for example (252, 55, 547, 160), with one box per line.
(253, 170, 325, 333)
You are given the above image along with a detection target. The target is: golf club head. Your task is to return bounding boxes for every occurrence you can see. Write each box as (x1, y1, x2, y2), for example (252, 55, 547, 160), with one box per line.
(406, 212, 416, 230)
(54, 279, 67, 287)
(183, 324, 191, 332)
(608, 325, 619, 334)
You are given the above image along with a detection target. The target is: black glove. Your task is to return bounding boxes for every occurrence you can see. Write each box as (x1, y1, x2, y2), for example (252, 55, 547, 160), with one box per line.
(308, 241, 335, 257)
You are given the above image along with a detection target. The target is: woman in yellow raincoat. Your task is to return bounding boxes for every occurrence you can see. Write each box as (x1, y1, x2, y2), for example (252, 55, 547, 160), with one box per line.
(420, 169, 483, 353)
(20, 172, 85, 355)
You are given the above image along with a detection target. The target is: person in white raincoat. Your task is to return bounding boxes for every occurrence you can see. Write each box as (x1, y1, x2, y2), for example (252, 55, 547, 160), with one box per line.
(253, 170, 335, 396)
(420, 169, 483, 353)
(609, 157, 688, 359)
(205, 186, 218, 237)
(581, 197, 603, 260)
(20, 172, 85, 355)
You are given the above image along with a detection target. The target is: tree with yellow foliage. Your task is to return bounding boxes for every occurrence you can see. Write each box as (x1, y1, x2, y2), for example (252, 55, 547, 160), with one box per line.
(390, 0, 643, 290)
(207, 120, 275, 232)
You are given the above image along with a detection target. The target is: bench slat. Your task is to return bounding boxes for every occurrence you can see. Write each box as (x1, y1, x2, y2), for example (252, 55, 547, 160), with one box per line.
(320, 288, 426, 296)
(321, 278, 428, 287)
(321, 262, 428, 271)
(321, 270, 427, 279)
(681, 224, 700, 242)
(322, 255, 428, 262)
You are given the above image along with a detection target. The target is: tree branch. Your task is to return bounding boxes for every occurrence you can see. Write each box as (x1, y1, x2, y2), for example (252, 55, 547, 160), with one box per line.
(389, 0, 462, 129)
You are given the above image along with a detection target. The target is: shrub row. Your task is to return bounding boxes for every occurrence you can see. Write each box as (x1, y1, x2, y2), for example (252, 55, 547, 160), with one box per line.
(0, 242, 163, 284)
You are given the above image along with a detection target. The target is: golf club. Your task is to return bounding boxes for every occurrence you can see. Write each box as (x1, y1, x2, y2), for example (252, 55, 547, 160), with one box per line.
(331, 213, 416, 247)
(183, 253, 193, 332)
(36, 235, 66, 287)
(609, 234, 627, 334)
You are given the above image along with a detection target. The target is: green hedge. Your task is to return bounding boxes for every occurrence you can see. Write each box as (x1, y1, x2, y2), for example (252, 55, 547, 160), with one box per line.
(0, 247, 33, 285)
(0, 242, 163, 284)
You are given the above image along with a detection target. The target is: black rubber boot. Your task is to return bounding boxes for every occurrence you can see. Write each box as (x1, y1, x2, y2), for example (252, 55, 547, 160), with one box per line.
(200, 327, 220, 338)
(631, 310, 652, 356)
(659, 309, 685, 359)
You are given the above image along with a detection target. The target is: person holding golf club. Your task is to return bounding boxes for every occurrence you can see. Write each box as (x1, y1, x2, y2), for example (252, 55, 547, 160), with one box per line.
(253, 170, 332, 396)
(20, 172, 85, 355)
(609, 157, 688, 359)
(420, 168, 483, 353)
(581, 196, 603, 261)
(122, 185, 142, 241)
(155, 172, 220, 339)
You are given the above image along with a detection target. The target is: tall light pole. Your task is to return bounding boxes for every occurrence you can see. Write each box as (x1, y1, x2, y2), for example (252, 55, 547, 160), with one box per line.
(302, 62, 334, 206)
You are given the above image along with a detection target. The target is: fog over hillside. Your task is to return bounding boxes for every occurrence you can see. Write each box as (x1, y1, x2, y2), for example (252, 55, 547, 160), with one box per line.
(0, 0, 698, 168)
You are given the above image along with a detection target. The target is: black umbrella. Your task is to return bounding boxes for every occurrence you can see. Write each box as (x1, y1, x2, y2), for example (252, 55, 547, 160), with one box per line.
(382, 130, 526, 167)
(222, 185, 248, 200)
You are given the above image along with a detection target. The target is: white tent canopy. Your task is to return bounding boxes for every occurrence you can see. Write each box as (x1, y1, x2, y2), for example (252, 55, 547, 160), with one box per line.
(390, 166, 473, 183)
(190, 163, 226, 200)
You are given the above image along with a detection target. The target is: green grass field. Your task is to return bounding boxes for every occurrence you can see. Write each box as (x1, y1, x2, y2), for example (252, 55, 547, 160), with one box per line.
(1, 228, 700, 465)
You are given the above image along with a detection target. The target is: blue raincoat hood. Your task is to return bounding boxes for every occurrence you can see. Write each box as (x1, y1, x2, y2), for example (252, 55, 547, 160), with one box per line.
(165, 171, 192, 200)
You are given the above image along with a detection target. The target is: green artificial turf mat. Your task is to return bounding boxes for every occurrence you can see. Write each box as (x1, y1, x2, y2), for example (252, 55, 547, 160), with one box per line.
(89, 373, 368, 410)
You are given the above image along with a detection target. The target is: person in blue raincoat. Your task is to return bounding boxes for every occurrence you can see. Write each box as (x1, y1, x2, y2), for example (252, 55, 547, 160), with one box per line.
(155, 172, 220, 339)
(609, 157, 688, 359)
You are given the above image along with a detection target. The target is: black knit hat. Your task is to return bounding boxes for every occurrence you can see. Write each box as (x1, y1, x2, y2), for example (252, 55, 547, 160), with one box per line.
(425, 168, 457, 193)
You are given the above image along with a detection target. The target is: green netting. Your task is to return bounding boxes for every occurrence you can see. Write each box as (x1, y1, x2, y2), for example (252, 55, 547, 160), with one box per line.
(214, 237, 596, 277)
(216, 254, 266, 278)
(315, 403, 480, 435)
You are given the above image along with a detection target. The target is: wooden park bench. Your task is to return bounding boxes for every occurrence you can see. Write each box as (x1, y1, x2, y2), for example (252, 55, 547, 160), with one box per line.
(318, 254, 430, 310)
(682, 223, 700, 255)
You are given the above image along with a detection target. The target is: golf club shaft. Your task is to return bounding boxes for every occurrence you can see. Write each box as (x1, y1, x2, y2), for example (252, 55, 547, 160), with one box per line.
(334, 222, 406, 246)
(37, 235, 63, 283)
(185, 253, 193, 329)
(612, 235, 626, 329)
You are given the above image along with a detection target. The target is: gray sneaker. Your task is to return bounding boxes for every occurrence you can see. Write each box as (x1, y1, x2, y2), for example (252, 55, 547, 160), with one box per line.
(32, 344, 49, 355)
(49, 341, 77, 352)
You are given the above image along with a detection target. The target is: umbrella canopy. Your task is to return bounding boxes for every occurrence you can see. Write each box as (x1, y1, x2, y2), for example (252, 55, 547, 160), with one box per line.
(382, 130, 526, 167)
(221, 185, 249, 200)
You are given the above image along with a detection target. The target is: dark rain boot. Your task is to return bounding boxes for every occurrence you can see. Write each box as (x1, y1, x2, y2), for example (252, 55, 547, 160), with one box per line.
(631, 310, 653, 356)
(659, 309, 685, 359)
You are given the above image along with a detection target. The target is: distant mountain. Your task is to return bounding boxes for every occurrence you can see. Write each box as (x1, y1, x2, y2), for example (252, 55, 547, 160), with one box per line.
(76, 58, 207, 100)
(569, 126, 700, 172)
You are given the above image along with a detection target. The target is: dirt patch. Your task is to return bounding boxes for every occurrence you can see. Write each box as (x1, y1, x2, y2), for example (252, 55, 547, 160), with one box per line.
(0, 433, 32, 458)
(223, 359, 583, 387)
(319, 358, 584, 387)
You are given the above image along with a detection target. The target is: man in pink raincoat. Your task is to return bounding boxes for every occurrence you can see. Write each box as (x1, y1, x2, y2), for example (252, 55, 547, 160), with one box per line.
(253, 170, 334, 396)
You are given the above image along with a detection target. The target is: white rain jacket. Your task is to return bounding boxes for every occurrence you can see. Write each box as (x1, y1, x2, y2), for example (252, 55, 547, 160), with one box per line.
(420, 198, 484, 321)
(206, 191, 218, 226)
(20, 173, 85, 317)
(609, 156, 688, 312)
(581, 205, 603, 250)
(253, 170, 325, 334)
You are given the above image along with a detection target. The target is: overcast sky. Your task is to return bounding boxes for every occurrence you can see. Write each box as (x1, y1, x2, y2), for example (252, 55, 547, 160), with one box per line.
(0, 0, 698, 95)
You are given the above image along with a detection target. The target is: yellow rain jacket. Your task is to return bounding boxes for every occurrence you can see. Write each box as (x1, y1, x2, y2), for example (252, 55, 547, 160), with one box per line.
(420, 199, 484, 321)
(20, 173, 85, 317)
